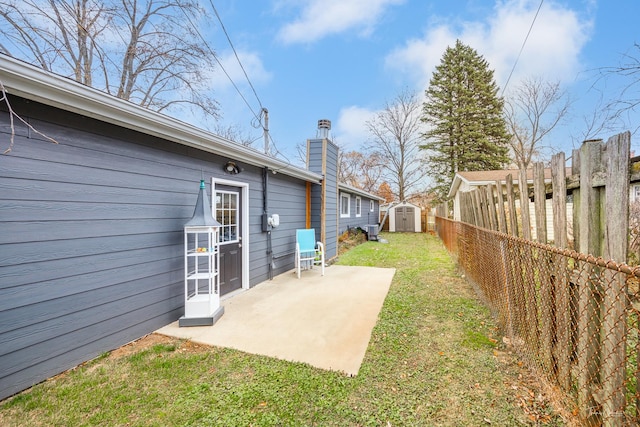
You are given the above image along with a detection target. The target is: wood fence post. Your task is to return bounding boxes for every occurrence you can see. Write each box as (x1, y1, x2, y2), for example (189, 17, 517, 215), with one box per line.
(577, 139, 603, 424)
(519, 168, 532, 240)
(518, 166, 540, 354)
(480, 186, 492, 229)
(466, 192, 475, 225)
(506, 174, 519, 236)
(570, 148, 581, 365)
(495, 180, 508, 233)
(572, 149, 581, 250)
(535, 162, 554, 376)
(465, 190, 472, 225)
(486, 184, 499, 231)
(551, 152, 571, 391)
(462, 193, 470, 224)
(473, 190, 483, 228)
(469, 191, 479, 226)
(601, 131, 630, 426)
(533, 162, 548, 244)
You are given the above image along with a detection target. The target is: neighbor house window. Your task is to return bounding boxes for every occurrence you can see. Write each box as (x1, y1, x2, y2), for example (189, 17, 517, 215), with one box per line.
(340, 192, 350, 218)
(370, 200, 374, 212)
(355, 196, 361, 217)
(635, 185, 640, 202)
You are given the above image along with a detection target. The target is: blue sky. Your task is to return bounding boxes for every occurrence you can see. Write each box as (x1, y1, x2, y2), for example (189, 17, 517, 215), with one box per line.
(202, 0, 640, 166)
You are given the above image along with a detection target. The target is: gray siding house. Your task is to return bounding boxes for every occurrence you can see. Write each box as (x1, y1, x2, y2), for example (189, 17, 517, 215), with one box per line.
(306, 133, 382, 251)
(338, 183, 383, 234)
(0, 55, 380, 400)
(307, 136, 339, 259)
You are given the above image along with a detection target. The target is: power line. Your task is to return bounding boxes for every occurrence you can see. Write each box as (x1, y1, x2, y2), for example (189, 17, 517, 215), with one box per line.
(183, 3, 280, 157)
(501, 0, 544, 96)
(207, 4, 287, 158)
(178, 6, 262, 123)
(208, 0, 265, 112)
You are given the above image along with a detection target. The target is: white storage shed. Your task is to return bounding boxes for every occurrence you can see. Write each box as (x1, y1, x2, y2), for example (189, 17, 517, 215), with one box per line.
(388, 202, 422, 232)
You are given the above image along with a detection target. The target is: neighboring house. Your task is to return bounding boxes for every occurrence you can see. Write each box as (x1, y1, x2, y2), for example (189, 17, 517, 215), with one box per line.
(447, 169, 573, 241)
(0, 56, 379, 400)
(338, 183, 383, 234)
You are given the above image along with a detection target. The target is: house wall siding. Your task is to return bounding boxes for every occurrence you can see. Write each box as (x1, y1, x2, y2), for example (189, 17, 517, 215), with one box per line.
(324, 141, 339, 259)
(0, 96, 309, 400)
(338, 194, 379, 234)
(307, 140, 323, 238)
(248, 172, 310, 283)
(307, 138, 339, 259)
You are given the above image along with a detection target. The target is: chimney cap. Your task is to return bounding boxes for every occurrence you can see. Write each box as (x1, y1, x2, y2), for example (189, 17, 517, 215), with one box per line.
(317, 119, 331, 130)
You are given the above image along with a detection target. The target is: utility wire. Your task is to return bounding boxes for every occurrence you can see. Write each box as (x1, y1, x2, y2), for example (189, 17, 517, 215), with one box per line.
(501, 0, 544, 96)
(184, 4, 293, 163)
(179, 7, 262, 123)
(206, 3, 291, 161)
(208, 0, 264, 112)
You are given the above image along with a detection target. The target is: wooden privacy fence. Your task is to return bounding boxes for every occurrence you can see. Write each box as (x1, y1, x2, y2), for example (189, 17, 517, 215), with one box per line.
(436, 132, 640, 426)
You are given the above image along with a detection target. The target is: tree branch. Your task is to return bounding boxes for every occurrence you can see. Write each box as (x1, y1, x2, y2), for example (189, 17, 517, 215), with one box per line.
(1, 80, 59, 154)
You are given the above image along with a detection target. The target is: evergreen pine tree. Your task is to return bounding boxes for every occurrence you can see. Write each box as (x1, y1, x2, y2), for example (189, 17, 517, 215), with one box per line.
(421, 39, 510, 200)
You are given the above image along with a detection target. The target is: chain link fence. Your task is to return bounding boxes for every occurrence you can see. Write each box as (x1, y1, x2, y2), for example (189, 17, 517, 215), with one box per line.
(436, 216, 640, 427)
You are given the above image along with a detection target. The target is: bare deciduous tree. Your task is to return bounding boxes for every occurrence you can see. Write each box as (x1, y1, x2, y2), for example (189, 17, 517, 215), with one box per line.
(338, 150, 383, 194)
(366, 89, 426, 201)
(1, 80, 59, 153)
(588, 43, 640, 139)
(213, 123, 259, 148)
(503, 76, 569, 169)
(0, 0, 219, 119)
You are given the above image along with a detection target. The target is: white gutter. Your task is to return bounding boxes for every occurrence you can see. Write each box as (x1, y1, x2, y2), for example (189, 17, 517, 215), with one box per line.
(338, 182, 385, 201)
(0, 55, 322, 184)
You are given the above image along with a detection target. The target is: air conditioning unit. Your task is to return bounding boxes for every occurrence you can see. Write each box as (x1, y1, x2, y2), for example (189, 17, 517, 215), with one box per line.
(367, 224, 379, 241)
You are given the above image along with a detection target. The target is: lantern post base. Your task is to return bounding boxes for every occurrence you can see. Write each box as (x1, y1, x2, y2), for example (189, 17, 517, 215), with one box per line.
(178, 306, 224, 327)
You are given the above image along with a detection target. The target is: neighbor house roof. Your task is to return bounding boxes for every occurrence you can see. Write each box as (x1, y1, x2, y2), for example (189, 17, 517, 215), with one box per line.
(0, 54, 323, 184)
(338, 182, 385, 201)
(447, 167, 571, 199)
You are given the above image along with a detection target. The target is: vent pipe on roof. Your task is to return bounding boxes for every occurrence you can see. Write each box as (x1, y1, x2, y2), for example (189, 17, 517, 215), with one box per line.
(317, 119, 331, 139)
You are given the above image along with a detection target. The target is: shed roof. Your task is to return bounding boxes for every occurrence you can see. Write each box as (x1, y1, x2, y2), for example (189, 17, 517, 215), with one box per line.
(0, 55, 322, 184)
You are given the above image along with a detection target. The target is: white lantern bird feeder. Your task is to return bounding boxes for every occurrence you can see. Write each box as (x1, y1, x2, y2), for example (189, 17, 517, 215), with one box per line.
(179, 179, 224, 327)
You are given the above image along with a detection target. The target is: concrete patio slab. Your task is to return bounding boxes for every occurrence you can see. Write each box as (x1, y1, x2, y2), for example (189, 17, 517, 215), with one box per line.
(156, 264, 395, 376)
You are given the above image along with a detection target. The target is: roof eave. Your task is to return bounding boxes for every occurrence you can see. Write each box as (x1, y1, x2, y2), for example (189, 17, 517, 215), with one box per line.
(338, 183, 385, 201)
(447, 174, 467, 198)
(0, 55, 322, 184)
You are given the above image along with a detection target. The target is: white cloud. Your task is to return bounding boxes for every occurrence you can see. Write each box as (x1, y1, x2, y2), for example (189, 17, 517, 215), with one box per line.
(384, 0, 592, 91)
(332, 105, 378, 150)
(208, 49, 272, 92)
(384, 25, 457, 90)
(277, 0, 405, 44)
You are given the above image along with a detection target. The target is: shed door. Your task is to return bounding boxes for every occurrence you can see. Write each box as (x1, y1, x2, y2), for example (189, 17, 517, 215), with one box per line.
(395, 206, 415, 232)
(215, 186, 242, 295)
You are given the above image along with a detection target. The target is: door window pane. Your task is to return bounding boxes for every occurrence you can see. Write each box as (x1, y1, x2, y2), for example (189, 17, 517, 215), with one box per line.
(215, 191, 239, 243)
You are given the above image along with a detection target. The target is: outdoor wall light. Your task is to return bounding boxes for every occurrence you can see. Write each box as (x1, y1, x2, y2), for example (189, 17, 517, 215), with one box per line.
(223, 160, 242, 174)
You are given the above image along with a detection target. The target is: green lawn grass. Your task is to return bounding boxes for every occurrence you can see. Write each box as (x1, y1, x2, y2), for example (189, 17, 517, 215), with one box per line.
(0, 232, 562, 426)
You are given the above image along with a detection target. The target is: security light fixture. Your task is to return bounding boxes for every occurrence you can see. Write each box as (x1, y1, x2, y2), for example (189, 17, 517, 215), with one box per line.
(224, 160, 241, 174)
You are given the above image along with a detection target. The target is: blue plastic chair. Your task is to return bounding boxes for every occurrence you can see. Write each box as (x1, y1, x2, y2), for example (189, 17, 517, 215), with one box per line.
(295, 229, 325, 279)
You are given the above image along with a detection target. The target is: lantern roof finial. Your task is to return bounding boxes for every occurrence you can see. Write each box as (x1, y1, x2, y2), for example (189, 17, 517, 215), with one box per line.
(184, 179, 221, 227)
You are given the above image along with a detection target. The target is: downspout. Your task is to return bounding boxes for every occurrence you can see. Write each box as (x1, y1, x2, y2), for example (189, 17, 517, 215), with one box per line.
(306, 182, 312, 228)
(263, 167, 273, 280)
